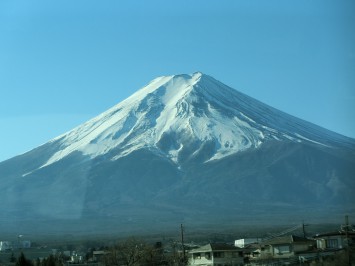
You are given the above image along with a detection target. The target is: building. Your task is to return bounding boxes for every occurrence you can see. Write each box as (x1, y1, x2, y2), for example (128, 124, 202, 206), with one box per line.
(0, 241, 12, 251)
(314, 231, 355, 250)
(234, 238, 259, 248)
(256, 235, 315, 260)
(92, 250, 107, 262)
(0, 239, 32, 250)
(21, 240, 31, 249)
(188, 243, 244, 266)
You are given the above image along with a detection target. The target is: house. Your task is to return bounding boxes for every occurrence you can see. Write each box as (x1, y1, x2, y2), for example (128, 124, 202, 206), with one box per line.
(92, 250, 108, 262)
(188, 243, 244, 266)
(0, 241, 12, 251)
(314, 231, 355, 250)
(256, 235, 315, 260)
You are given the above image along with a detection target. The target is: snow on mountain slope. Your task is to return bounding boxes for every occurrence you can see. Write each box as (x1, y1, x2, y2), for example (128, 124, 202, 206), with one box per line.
(2, 72, 355, 234)
(40, 72, 354, 169)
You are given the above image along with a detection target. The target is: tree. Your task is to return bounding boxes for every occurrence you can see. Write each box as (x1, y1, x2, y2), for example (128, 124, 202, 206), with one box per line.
(104, 238, 145, 266)
(34, 258, 41, 266)
(16, 252, 33, 266)
(9, 252, 16, 263)
(42, 255, 56, 266)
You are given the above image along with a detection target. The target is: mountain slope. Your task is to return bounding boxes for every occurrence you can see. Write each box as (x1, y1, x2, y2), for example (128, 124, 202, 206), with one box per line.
(0, 72, 354, 235)
(31, 72, 354, 169)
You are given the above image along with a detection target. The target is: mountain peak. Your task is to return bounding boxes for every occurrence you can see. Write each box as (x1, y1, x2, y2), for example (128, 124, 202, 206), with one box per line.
(39, 73, 354, 169)
(168, 71, 204, 79)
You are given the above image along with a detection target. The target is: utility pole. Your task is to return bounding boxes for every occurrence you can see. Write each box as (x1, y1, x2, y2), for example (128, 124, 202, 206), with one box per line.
(18, 234, 23, 250)
(181, 224, 186, 262)
(344, 215, 351, 266)
(302, 221, 309, 238)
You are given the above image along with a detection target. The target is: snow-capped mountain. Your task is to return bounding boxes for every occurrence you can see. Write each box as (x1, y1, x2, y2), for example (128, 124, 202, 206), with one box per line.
(0, 72, 354, 235)
(39, 72, 353, 169)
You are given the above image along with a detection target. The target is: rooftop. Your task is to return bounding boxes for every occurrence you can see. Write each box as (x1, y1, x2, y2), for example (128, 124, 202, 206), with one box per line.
(189, 243, 241, 253)
(260, 235, 314, 246)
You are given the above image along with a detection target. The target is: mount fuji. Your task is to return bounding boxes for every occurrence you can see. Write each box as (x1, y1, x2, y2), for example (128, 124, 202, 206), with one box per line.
(1, 72, 354, 235)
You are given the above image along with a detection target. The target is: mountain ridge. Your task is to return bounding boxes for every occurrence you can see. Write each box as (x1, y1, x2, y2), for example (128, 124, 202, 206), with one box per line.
(30, 72, 354, 171)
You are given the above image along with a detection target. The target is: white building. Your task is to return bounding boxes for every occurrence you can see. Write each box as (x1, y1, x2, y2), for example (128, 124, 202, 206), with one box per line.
(188, 243, 244, 266)
(234, 238, 259, 248)
(0, 241, 12, 251)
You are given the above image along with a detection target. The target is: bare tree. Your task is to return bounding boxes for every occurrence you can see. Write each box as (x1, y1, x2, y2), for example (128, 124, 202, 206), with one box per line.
(104, 237, 151, 266)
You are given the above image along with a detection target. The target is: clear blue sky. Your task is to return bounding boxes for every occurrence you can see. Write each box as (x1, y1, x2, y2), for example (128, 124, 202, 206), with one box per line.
(0, 0, 354, 162)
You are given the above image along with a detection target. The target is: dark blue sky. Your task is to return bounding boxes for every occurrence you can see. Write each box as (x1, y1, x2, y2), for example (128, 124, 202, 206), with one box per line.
(0, 0, 354, 161)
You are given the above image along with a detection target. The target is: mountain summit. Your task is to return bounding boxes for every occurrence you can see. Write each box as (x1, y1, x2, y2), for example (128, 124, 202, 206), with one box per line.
(41, 72, 353, 169)
(1, 72, 354, 235)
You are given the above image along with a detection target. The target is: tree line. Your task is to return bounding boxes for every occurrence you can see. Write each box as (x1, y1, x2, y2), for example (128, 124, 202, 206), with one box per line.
(9, 237, 187, 266)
